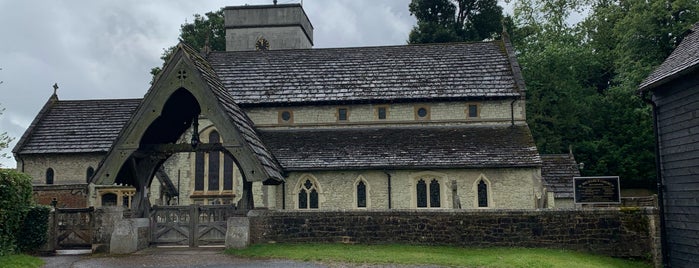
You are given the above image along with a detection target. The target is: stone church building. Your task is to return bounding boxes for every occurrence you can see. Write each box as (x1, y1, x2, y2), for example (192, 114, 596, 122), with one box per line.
(13, 4, 557, 213)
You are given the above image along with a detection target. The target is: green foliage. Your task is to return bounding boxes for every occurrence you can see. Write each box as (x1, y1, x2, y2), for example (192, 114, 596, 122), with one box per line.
(408, 0, 506, 43)
(0, 254, 44, 268)
(16, 206, 50, 253)
(150, 9, 225, 83)
(512, 0, 699, 189)
(0, 170, 33, 255)
(0, 103, 14, 163)
(227, 243, 651, 268)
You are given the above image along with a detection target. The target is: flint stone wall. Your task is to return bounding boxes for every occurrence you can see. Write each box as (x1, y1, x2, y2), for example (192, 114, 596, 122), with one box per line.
(248, 208, 659, 260)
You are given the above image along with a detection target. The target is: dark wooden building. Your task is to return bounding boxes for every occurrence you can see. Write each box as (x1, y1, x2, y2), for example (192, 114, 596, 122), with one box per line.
(640, 22, 699, 267)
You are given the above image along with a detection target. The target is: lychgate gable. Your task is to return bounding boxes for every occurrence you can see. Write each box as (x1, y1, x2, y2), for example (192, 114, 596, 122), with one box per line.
(92, 42, 283, 216)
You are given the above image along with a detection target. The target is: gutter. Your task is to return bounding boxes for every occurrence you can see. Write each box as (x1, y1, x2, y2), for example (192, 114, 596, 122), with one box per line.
(640, 91, 669, 268)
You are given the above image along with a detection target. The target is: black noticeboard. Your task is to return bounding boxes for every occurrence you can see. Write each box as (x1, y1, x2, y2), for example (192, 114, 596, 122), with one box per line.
(573, 176, 621, 204)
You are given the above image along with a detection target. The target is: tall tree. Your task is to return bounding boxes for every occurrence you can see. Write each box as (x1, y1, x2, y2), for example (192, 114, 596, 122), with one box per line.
(513, 0, 699, 189)
(408, 0, 505, 43)
(151, 9, 225, 82)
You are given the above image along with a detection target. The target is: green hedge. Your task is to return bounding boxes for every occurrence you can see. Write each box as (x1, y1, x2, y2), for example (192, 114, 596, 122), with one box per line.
(17, 206, 50, 253)
(0, 170, 38, 256)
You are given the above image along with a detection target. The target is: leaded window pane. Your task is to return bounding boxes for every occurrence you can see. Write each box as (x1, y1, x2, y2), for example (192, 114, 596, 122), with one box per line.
(478, 180, 488, 207)
(298, 189, 308, 209)
(469, 104, 478, 117)
(310, 189, 319, 209)
(357, 181, 366, 208)
(86, 167, 94, 183)
(223, 154, 234, 190)
(46, 168, 54, 185)
(416, 179, 427, 208)
(378, 107, 386, 119)
(430, 179, 440, 207)
(194, 151, 205, 191)
(208, 131, 220, 191)
(338, 108, 348, 121)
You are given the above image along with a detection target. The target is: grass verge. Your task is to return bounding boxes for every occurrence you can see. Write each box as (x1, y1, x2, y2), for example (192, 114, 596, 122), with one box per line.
(226, 243, 651, 268)
(0, 254, 44, 268)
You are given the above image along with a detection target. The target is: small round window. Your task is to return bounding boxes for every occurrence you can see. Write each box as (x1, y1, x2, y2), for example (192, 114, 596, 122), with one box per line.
(417, 107, 428, 118)
(281, 111, 292, 122)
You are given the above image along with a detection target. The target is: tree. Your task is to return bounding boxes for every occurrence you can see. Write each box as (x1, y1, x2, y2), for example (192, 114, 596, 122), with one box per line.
(151, 9, 225, 82)
(512, 0, 699, 189)
(408, 0, 506, 43)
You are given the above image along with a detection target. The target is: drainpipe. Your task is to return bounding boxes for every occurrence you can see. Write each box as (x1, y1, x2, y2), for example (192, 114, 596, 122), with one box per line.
(384, 171, 392, 209)
(510, 98, 518, 126)
(641, 91, 669, 267)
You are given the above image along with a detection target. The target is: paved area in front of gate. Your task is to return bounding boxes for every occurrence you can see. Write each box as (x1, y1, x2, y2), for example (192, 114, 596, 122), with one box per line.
(40, 247, 325, 268)
(40, 247, 443, 268)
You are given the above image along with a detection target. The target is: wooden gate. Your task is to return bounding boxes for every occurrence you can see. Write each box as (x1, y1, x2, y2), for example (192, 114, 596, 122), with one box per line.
(150, 205, 245, 247)
(55, 207, 94, 249)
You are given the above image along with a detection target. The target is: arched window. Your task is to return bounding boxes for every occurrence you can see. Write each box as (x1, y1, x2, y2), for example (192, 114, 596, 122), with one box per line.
(477, 180, 488, 208)
(86, 166, 95, 183)
(429, 179, 441, 207)
(101, 193, 117, 206)
(208, 131, 220, 191)
(46, 168, 54, 185)
(298, 178, 319, 209)
(193, 128, 237, 200)
(356, 181, 367, 208)
(416, 176, 442, 208)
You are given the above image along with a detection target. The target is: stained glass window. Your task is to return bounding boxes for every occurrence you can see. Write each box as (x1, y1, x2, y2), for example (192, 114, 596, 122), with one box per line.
(430, 179, 441, 207)
(417, 107, 428, 118)
(357, 181, 367, 208)
(338, 108, 348, 121)
(86, 167, 94, 183)
(377, 107, 387, 120)
(416, 179, 427, 207)
(46, 168, 54, 185)
(478, 180, 488, 207)
(299, 179, 319, 209)
(223, 154, 234, 190)
(194, 151, 205, 191)
(468, 104, 479, 117)
(310, 189, 319, 209)
(208, 131, 220, 191)
(298, 189, 307, 209)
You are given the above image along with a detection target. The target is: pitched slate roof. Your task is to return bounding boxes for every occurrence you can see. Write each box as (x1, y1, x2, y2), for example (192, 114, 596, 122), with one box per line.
(208, 41, 523, 106)
(258, 125, 541, 171)
(13, 97, 141, 154)
(639, 23, 699, 91)
(179, 43, 284, 180)
(541, 154, 580, 198)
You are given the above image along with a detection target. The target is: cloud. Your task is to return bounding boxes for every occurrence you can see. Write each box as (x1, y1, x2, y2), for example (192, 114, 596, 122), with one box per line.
(0, 0, 421, 167)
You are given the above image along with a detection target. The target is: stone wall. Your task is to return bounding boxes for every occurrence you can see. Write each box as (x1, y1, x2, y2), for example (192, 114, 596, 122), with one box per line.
(245, 100, 525, 127)
(33, 184, 88, 208)
(248, 208, 659, 260)
(20, 153, 103, 185)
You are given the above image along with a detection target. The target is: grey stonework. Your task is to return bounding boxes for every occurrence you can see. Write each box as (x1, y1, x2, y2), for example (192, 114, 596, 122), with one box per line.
(225, 217, 250, 249)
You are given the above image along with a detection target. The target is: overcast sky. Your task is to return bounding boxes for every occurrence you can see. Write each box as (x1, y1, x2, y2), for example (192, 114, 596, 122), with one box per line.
(0, 0, 515, 168)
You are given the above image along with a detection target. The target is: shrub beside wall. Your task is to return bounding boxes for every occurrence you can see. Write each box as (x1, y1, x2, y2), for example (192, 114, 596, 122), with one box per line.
(0, 170, 48, 255)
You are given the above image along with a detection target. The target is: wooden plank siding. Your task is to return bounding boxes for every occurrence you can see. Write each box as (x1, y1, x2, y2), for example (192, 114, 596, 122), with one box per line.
(653, 74, 699, 267)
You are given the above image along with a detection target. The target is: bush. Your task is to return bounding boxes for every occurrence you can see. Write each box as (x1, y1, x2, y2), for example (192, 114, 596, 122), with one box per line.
(0, 170, 34, 256)
(17, 206, 50, 253)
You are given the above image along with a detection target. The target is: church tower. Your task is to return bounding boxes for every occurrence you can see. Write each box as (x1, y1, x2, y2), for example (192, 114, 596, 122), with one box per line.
(224, 3, 314, 51)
